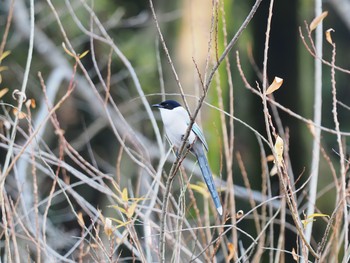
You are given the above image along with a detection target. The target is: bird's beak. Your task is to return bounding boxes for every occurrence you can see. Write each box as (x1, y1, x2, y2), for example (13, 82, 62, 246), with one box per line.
(152, 103, 161, 108)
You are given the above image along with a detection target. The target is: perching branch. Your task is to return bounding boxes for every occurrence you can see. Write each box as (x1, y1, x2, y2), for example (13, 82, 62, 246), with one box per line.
(150, 0, 264, 261)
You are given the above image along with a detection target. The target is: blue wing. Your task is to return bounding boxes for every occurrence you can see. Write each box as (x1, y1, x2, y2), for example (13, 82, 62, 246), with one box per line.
(191, 123, 209, 152)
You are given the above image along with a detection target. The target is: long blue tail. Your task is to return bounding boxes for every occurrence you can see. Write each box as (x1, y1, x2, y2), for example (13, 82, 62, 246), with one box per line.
(193, 143, 223, 215)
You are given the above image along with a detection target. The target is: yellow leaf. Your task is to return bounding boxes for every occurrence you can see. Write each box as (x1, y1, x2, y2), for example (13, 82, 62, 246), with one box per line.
(266, 77, 283, 95)
(0, 88, 9, 99)
(126, 202, 137, 218)
(110, 205, 127, 215)
(115, 221, 131, 229)
(227, 243, 235, 261)
(301, 218, 312, 228)
(307, 213, 329, 220)
(109, 218, 125, 225)
(325, 28, 335, 45)
(12, 108, 27, 119)
(129, 197, 149, 202)
(79, 50, 89, 59)
(301, 219, 306, 228)
(111, 181, 123, 202)
(189, 183, 210, 199)
(112, 181, 121, 194)
(302, 213, 329, 228)
(110, 218, 132, 229)
(122, 188, 128, 202)
(310, 11, 328, 32)
(0, 50, 11, 62)
(274, 135, 284, 167)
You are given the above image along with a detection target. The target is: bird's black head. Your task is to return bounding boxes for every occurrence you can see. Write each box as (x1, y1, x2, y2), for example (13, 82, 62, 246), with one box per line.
(152, 100, 181, 110)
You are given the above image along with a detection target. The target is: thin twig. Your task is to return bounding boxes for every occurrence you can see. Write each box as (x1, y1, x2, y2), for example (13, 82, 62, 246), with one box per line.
(260, 0, 319, 259)
(299, 26, 350, 75)
(236, 51, 350, 137)
(236, 152, 261, 233)
(148, 0, 190, 114)
(216, 0, 238, 256)
(329, 41, 348, 256)
(0, 0, 34, 183)
(0, 0, 14, 57)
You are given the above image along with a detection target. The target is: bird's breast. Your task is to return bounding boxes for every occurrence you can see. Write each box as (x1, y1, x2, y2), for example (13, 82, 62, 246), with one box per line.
(160, 109, 196, 148)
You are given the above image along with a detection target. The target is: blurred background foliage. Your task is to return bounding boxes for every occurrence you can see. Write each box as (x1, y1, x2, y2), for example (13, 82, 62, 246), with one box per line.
(0, 0, 350, 261)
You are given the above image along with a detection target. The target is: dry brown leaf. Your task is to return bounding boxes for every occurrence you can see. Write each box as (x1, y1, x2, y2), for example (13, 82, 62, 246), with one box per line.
(90, 243, 99, 249)
(12, 108, 27, 119)
(0, 88, 9, 99)
(227, 243, 235, 261)
(236, 210, 244, 219)
(0, 50, 11, 62)
(30, 99, 36, 108)
(266, 77, 283, 95)
(25, 99, 31, 109)
(274, 135, 284, 167)
(104, 218, 113, 238)
(3, 120, 11, 130)
(77, 212, 85, 228)
(325, 28, 335, 45)
(126, 202, 137, 218)
(310, 11, 328, 31)
(270, 164, 277, 176)
(308, 122, 315, 136)
(292, 248, 298, 261)
(25, 99, 36, 109)
(266, 154, 275, 162)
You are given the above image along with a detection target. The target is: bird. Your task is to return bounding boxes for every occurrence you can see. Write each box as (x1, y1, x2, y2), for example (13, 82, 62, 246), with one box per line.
(153, 100, 223, 216)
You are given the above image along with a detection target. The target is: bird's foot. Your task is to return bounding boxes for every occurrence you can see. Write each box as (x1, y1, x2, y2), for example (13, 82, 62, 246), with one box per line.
(181, 134, 191, 148)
